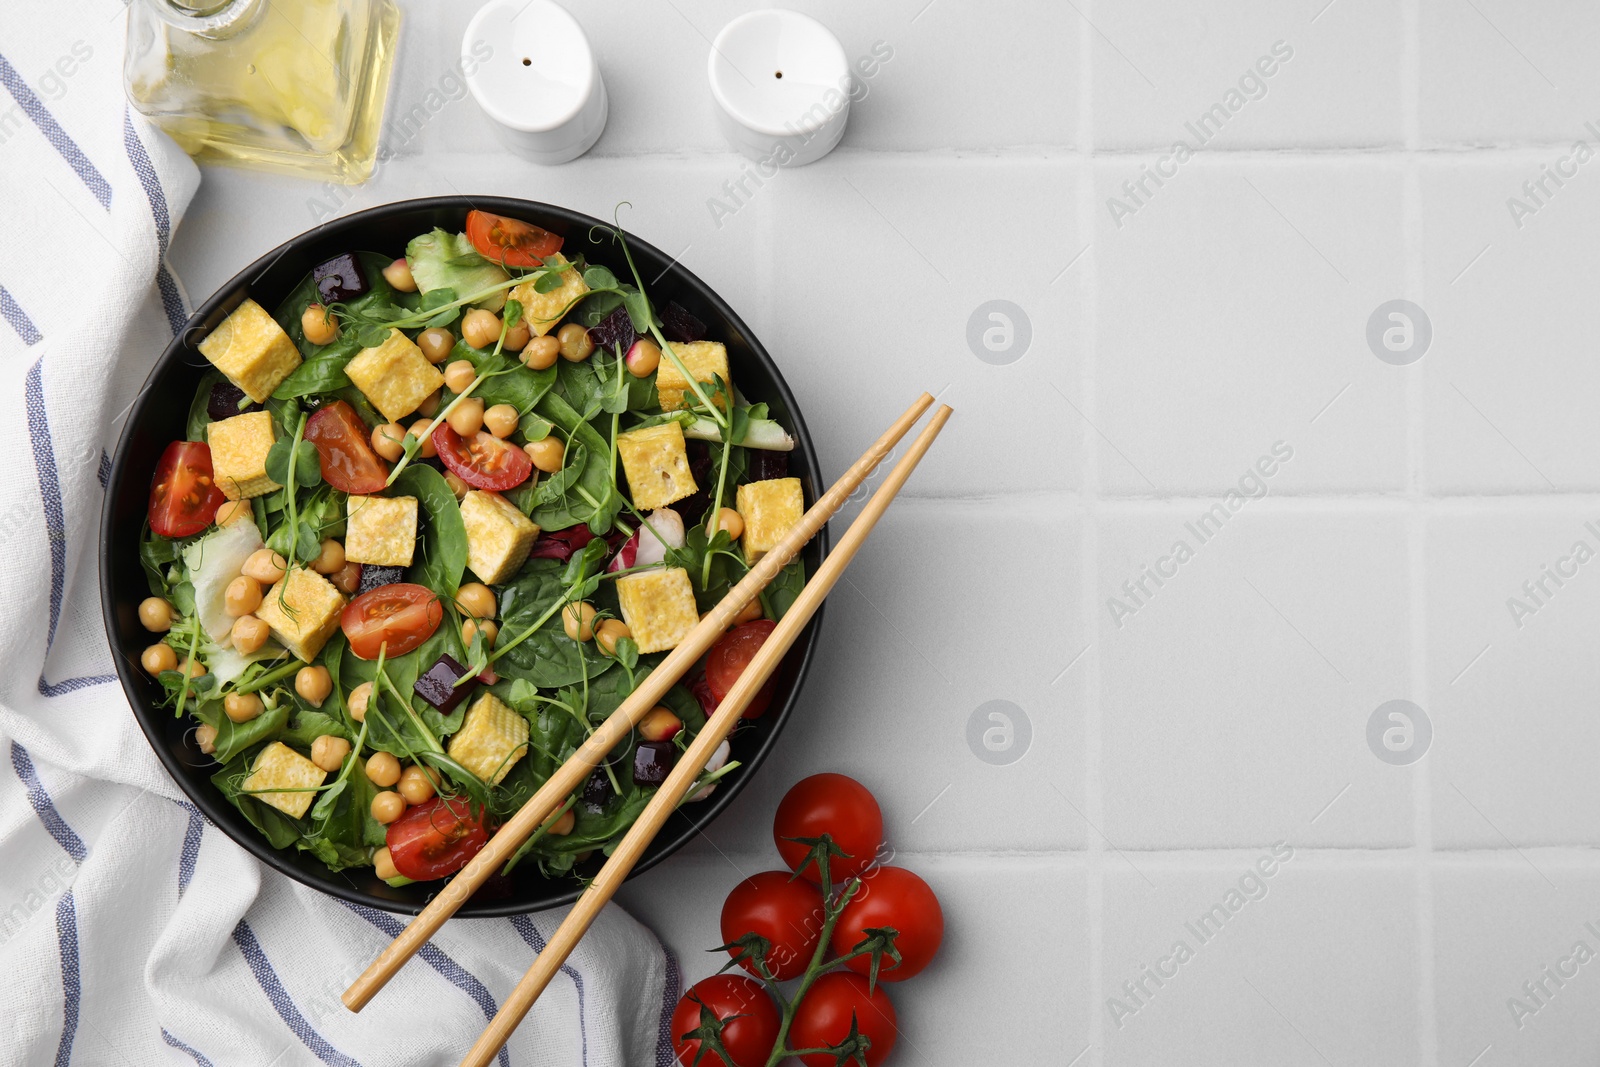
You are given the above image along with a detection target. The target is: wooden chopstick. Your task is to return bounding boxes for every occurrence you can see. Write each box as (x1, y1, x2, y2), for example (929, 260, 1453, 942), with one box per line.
(343, 392, 937, 1013)
(457, 403, 952, 1067)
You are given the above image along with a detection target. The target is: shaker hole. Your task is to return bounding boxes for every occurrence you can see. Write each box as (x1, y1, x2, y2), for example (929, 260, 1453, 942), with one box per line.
(774, 70, 783, 79)
(522, 57, 532, 67)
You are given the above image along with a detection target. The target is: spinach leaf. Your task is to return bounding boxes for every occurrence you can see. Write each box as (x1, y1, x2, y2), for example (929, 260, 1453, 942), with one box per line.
(272, 335, 361, 398)
(446, 339, 557, 413)
(495, 560, 610, 687)
(271, 251, 404, 358)
(530, 393, 620, 533)
(759, 559, 807, 621)
(193, 696, 289, 764)
(186, 369, 226, 442)
(390, 465, 467, 596)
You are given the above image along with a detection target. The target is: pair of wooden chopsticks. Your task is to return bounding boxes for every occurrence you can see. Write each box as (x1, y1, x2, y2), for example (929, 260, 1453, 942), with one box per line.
(343, 393, 952, 1066)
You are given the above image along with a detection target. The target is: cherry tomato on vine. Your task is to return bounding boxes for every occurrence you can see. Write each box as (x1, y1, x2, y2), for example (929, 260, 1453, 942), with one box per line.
(773, 773, 884, 884)
(304, 399, 389, 494)
(788, 972, 897, 1067)
(341, 582, 443, 659)
(432, 422, 533, 491)
(830, 866, 944, 982)
(465, 209, 564, 267)
(148, 441, 226, 537)
(720, 870, 824, 981)
(670, 974, 779, 1067)
(704, 619, 778, 718)
(386, 796, 487, 881)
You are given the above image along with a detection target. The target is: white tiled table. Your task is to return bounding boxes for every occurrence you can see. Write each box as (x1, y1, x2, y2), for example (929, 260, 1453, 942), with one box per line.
(168, 1, 1600, 1063)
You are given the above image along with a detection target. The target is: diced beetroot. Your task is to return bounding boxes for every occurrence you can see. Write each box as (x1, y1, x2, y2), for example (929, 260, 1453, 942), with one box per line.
(632, 741, 677, 787)
(748, 449, 790, 482)
(357, 564, 406, 596)
(414, 654, 475, 714)
(668, 441, 714, 525)
(586, 305, 637, 352)
(207, 380, 254, 421)
(529, 526, 596, 563)
(691, 676, 718, 719)
(582, 771, 614, 813)
(313, 253, 369, 304)
(660, 301, 706, 343)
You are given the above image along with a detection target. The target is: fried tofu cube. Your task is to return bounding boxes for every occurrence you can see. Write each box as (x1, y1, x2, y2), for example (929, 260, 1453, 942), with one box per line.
(509, 254, 589, 337)
(616, 422, 697, 512)
(198, 298, 303, 403)
(737, 478, 804, 564)
(655, 341, 729, 412)
(207, 411, 281, 500)
(242, 741, 327, 820)
(344, 495, 418, 567)
(447, 692, 529, 785)
(617, 567, 699, 653)
(254, 567, 346, 663)
(459, 490, 539, 584)
(344, 328, 445, 422)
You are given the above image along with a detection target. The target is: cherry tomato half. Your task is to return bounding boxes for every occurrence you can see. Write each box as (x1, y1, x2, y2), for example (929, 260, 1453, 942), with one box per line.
(341, 582, 443, 660)
(465, 209, 564, 268)
(305, 399, 389, 494)
(386, 796, 488, 881)
(830, 866, 944, 982)
(149, 440, 226, 537)
(789, 972, 897, 1067)
(720, 870, 824, 981)
(670, 975, 780, 1067)
(432, 422, 533, 491)
(704, 620, 779, 719)
(773, 773, 884, 885)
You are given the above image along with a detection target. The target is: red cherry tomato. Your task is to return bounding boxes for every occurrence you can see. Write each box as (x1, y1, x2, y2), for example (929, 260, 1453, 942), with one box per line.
(830, 867, 944, 982)
(720, 871, 824, 981)
(304, 399, 389, 494)
(386, 796, 488, 881)
(704, 620, 779, 718)
(789, 972, 897, 1067)
(148, 441, 226, 537)
(432, 422, 533, 491)
(340, 582, 443, 660)
(670, 975, 779, 1067)
(773, 773, 883, 885)
(465, 209, 564, 268)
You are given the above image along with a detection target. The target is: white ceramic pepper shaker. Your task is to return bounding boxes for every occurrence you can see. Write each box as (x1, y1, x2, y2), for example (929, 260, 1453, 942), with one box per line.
(462, 0, 607, 164)
(708, 9, 851, 167)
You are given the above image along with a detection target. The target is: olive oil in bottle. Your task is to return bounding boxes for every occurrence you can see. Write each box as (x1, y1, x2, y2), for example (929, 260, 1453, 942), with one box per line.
(124, 0, 399, 183)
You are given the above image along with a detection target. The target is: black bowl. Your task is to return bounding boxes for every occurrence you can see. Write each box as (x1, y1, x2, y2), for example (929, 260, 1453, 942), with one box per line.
(100, 196, 826, 915)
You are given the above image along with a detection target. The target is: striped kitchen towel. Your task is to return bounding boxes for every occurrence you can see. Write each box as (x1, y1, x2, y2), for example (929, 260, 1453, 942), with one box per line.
(0, 6, 678, 1065)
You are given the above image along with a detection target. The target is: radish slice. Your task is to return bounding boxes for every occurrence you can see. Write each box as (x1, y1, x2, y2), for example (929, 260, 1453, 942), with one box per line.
(689, 740, 732, 802)
(611, 509, 685, 572)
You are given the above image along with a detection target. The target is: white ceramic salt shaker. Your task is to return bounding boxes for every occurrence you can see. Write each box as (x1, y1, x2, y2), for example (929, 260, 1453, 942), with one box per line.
(462, 0, 607, 165)
(708, 9, 851, 167)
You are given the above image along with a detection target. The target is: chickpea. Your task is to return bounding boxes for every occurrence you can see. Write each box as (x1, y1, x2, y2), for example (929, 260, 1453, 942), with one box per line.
(215, 499, 252, 526)
(447, 397, 485, 437)
(504, 319, 531, 352)
(638, 706, 682, 742)
(195, 723, 217, 755)
(372, 422, 406, 462)
(371, 791, 406, 824)
(443, 359, 477, 394)
(456, 582, 496, 619)
(311, 539, 345, 576)
(397, 764, 438, 805)
(366, 751, 402, 787)
(625, 338, 661, 378)
(407, 420, 438, 458)
(296, 665, 332, 707)
(139, 596, 173, 632)
(330, 561, 363, 595)
(301, 303, 339, 345)
(731, 597, 764, 626)
(373, 846, 400, 881)
(224, 575, 263, 617)
(348, 681, 373, 722)
(548, 808, 576, 836)
(383, 257, 417, 292)
(521, 334, 560, 370)
(483, 403, 519, 439)
(232, 614, 271, 653)
(311, 734, 351, 773)
(178, 658, 207, 680)
(242, 548, 287, 585)
(141, 642, 177, 675)
(418, 327, 455, 364)
(461, 308, 503, 349)
(416, 389, 442, 417)
(443, 471, 470, 501)
(462, 618, 499, 649)
(557, 322, 594, 362)
(595, 618, 631, 656)
(563, 601, 598, 642)
(224, 691, 263, 723)
(711, 507, 745, 542)
(524, 436, 564, 473)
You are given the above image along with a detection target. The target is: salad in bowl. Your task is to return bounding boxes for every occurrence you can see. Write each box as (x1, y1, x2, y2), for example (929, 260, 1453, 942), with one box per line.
(119, 203, 817, 903)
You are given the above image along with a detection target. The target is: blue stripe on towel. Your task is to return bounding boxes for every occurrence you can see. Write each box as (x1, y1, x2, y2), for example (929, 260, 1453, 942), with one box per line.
(509, 915, 589, 1067)
(54, 892, 80, 1067)
(10, 742, 87, 863)
(232, 921, 364, 1067)
(122, 109, 187, 335)
(1, 284, 42, 344)
(0, 49, 111, 209)
(160, 1027, 216, 1067)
